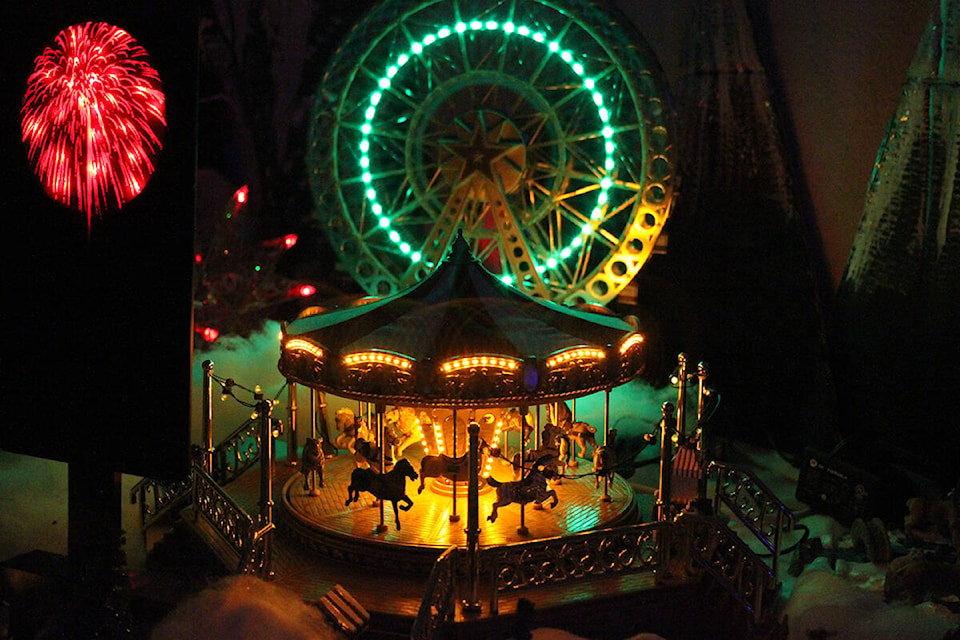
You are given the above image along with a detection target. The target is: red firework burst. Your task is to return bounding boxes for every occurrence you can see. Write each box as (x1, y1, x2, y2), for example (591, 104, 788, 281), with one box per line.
(20, 22, 167, 225)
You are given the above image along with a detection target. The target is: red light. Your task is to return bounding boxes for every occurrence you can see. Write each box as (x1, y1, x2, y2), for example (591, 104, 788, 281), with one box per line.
(298, 285, 316, 298)
(284, 234, 298, 249)
(235, 185, 248, 205)
(194, 253, 202, 264)
(199, 326, 219, 342)
(20, 22, 166, 226)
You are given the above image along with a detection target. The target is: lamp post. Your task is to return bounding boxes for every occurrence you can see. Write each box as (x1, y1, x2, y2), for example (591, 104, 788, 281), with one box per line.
(202, 360, 214, 474)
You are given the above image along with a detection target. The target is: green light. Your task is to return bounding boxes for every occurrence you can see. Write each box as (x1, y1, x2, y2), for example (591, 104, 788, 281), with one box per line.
(357, 17, 619, 269)
(254, 265, 261, 272)
(501, 274, 514, 285)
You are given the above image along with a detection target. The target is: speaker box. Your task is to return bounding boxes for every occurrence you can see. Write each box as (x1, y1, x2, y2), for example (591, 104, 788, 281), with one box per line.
(796, 448, 880, 524)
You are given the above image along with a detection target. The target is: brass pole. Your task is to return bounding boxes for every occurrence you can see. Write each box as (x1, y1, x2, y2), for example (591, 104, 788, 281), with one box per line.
(202, 360, 214, 474)
(376, 404, 387, 533)
(602, 388, 611, 502)
(286, 382, 298, 465)
(517, 405, 529, 536)
(656, 402, 676, 521)
(462, 419, 482, 612)
(450, 409, 460, 522)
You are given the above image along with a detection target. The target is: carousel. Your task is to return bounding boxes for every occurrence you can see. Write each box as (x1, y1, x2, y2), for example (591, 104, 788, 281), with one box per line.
(276, 231, 650, 575)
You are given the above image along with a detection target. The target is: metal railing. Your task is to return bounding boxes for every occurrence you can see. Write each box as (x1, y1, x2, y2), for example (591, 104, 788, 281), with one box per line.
(708, 461, 795, 576)
(129, 472, 195, 530)
(411, 546, 459, 640)
(192, 463, 273, 577)
(674, 514, 779, 624)
(213, 417, 262, 485)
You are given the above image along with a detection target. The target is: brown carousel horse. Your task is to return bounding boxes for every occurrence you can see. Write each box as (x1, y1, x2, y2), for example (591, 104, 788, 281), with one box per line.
(510, 422, 564, 479)
(486, 456, 559, 523)
(417, 439, 491, 493)
(344, 458, 418, 530)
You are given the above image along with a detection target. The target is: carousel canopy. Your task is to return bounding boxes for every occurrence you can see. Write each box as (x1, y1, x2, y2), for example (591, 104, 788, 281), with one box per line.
(278, 232, 647, 408)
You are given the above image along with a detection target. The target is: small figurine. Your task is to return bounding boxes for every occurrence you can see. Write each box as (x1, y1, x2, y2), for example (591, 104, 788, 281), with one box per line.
(300, 437, 325, 493)
(487, 457, 559, 523)
(344, 458, 419, 530)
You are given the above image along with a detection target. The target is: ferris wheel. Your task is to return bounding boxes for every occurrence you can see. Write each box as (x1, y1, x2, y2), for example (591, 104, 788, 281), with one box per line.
(308, 0, 675, 306)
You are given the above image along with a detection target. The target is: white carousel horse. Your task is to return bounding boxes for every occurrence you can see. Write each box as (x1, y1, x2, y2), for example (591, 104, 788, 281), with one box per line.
(333, 407, 372, 453)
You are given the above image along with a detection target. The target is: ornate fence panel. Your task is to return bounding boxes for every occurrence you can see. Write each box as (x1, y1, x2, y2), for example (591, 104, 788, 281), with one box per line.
(193, 464, 272, 577)
(675, 514, 778, 623)
(213, 418, 261, 485)
(708, 461, 795, 575)
(484, 521, 664, 614)
(129, 472, 194, 530)
(411, 546, 459, 640)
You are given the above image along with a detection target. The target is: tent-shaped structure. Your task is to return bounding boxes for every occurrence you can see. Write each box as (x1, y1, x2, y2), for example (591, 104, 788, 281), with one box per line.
(278, 232, 647, 408)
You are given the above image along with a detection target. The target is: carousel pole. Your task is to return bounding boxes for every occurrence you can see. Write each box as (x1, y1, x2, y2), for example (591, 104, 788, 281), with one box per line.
(376, 403, 388, 533)
(517, 405, 529, 536)
(602, 389, 612, 502)
(656, 402, 676, 521)
(675, 353, 688, 440)
(450, 410, 460, 523)
(696, 362, 710, 504)
(202, 360, 214, 474)
(256, 386, 274, 576)
(462, 419, 482, 612)
(286, 382, 299, 466)
(308, 389, 320, 496)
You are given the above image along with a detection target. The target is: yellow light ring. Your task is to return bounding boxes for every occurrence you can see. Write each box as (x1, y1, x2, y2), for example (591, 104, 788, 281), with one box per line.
(439, 355, 521, 374)
(545, 347, 606, 369)
(343, 350, 413, 370)
(618, 333, 644, 355)
(284, 338, 324, 359)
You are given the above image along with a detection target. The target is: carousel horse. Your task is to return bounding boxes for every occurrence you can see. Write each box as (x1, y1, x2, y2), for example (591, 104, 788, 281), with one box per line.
(548, 402, 598, 463)
(383, 406, 421, 461)
(417, 439, 490, 493)
(353, 436, 390, 472)
(344, 458, 419, 530)
(486, 457, 559, 523)
(334, 407, 372, 453)
(510, 422, 565, 479)
(299, 437, 325, 491)
(499, 408, 534, 446)
(592, 428, 618, 488)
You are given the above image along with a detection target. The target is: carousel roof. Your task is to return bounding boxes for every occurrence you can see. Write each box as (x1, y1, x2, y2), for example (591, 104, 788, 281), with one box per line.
(278, 232, 647, 408)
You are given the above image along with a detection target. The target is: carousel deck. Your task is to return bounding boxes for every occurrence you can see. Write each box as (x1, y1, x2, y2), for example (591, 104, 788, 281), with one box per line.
(189, 445, 655, 636)
(279, 446, 639, 575)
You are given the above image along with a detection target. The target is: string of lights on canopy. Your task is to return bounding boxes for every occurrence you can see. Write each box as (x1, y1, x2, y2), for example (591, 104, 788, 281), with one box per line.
(278, 231, 647, 409)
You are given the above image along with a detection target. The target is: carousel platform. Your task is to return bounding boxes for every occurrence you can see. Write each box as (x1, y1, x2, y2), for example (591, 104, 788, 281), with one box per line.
(278, 444, 640, 576)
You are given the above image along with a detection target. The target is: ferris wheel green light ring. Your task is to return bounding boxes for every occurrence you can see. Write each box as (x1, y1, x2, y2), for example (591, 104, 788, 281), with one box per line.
(357, 19, 617, 274)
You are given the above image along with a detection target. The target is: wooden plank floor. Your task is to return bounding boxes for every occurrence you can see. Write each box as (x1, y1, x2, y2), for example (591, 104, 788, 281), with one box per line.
(284, 451, 637, 548)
